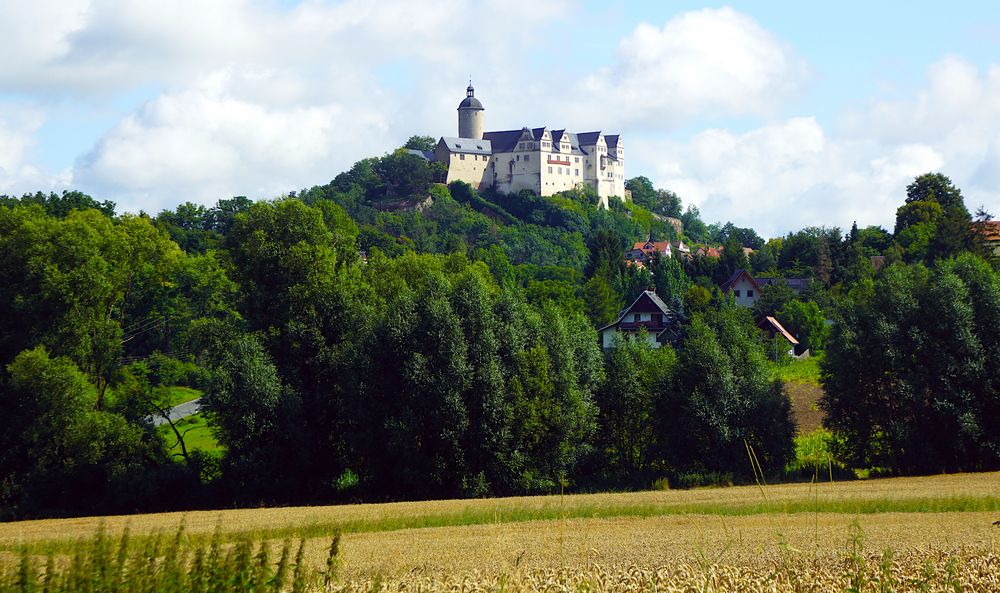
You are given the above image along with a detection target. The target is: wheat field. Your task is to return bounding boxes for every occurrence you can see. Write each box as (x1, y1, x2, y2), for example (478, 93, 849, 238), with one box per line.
(2, 472, 999, 591)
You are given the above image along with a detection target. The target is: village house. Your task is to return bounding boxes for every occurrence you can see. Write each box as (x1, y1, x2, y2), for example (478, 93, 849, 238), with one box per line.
(624, 240, 692, 268)
(598, 290, 680, 349)
(625, 240, 672, 262)
(719, 269, 761, 307)
(720, 269, 811, 307)
(975, 220, 1000, 257)
(757, 316, 807, 358)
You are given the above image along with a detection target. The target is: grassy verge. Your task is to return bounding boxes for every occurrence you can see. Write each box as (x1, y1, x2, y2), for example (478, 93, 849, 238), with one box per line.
(156, 385, 202, 407)
(158, 413, 222, 454)
(770, 354, 822, 385)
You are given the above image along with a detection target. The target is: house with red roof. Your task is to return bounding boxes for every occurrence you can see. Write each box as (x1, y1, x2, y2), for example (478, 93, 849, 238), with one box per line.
(974, 220, 1000, 257)
(625, 240, 672, 263)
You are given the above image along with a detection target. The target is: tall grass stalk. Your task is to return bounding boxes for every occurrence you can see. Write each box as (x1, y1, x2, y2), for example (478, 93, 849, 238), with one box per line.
(0, 526, 340, 593)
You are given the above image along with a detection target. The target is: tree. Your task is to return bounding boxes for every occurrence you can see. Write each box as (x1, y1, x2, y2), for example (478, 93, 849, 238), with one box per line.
(0, 347, 144, 518)
(715, 236, 749, 285)
(202, 334, 307, 501)
(893, 173, 972, 263)
(777, 300, 828, 352)
(583, 274, 623, 326)
(821, 255, 999, 473)
(595, 340, 676, 478)
(751, 280, 795, 320)
(681, 205, 708, 242)
(374, 149, 433, 198)
(625, 177, 656, 210)
(403, 135, 437, 152)
(659, 307, 794, 477)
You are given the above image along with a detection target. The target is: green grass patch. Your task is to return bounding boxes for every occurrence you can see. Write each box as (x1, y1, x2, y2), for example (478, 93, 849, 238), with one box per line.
(770, 354, 822, 385)
(156, 385, 202, 407)
(158, 413, 222, 454)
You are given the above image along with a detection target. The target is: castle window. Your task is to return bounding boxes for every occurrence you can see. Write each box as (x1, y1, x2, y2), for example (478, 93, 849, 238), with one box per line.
(516, 155, 520, 161)
(524, 155, 529, 161)
(459, 154, 465, 160)
(548, 166, 553, 173)
(575, 169, 579, 176)
(575, 157, 579, 163)
(519, 143, 524, 149)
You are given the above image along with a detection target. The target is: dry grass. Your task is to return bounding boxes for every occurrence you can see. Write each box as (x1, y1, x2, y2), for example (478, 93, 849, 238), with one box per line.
(328, 552, 1000, 593)
(3, 472, 998, 549)
(2, 472, 999, 591)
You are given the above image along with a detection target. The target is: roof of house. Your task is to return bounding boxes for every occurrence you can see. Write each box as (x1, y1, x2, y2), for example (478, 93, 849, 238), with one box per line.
(756, 276, 810, 292)
(759, 316, 799, 345)
(720, 269, 760, 293)
(631, 240, 671, 253)
(577, 131, 603, 146)
(598, 290, 677, 332)
(550, 129, 586, 155)
(438, 137, 492, 155)
(605, 134, 620, 149)
(974, 220, 1000, 241)
(481, 130, 522, 152)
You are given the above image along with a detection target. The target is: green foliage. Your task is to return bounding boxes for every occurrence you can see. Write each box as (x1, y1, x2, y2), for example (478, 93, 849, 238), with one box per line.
(777, 299, 829, 352)
(402, 135, 437, 152)
(374, 149, 434, 198)
(822, 253, 1000, 472)
(595, 340, 676, 477)
(0, 526, 339, 593)
(893, 173, 973, 263)
(625, 176, 682, 218)
(751, 280, 795, 320)
(0, 189, 115, 217)
(659, 306, 795, 478)
(785, 428, 848, 476)
(0, 347, 146, 519)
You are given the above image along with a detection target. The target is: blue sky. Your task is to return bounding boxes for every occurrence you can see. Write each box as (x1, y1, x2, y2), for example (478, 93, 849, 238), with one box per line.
(1, 0, 999, 236)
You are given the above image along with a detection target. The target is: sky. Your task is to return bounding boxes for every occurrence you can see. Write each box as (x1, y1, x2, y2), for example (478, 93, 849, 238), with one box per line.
(1, 1, 1000, 237)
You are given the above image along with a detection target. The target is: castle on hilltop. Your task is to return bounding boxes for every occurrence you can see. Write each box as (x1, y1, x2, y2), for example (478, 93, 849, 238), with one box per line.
(420, 83, 625, 207)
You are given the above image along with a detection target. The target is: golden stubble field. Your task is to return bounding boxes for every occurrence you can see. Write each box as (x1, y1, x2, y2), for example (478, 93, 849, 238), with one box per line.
(2, 472, 999, 591)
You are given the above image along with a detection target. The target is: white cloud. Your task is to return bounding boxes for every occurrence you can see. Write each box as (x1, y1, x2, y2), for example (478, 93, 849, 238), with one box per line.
(73, 68, 391, 213)
(632, 56, 1000, 237)
(66, 0, 575, 211)
(0, 104, 71, 195)
(571, 7, 808, 129)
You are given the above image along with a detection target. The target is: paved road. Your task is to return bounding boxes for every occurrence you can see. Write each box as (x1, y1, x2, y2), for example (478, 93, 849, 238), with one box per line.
(151, 398, 202, 426)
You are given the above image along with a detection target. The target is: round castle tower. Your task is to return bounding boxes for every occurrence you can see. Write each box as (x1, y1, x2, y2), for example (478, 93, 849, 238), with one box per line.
(457, 82, 484, 140)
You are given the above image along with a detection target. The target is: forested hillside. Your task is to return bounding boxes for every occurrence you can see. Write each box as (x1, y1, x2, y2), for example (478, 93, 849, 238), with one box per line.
(1, 146, 997, 520)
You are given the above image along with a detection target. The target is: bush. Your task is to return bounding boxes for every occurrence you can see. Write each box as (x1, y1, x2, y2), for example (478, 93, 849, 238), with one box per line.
(785, 428, 849, 478)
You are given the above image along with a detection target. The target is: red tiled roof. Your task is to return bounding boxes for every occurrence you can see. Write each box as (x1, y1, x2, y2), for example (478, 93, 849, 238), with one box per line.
(975, 220, 1000, 241)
